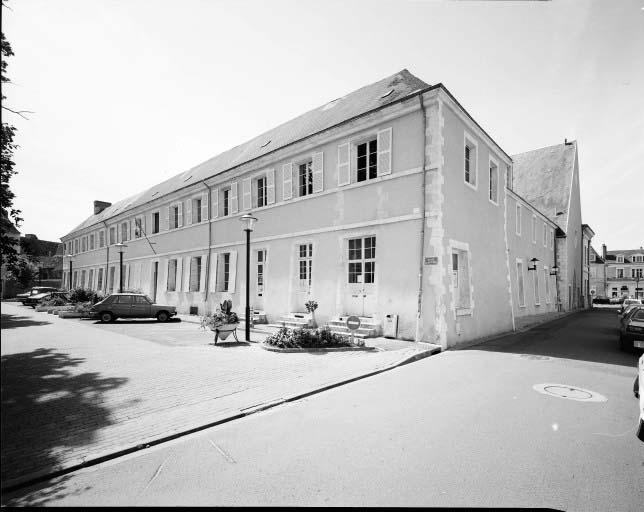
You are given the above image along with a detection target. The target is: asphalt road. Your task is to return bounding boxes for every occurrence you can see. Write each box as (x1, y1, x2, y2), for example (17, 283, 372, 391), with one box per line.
(3, 309, 642, 509)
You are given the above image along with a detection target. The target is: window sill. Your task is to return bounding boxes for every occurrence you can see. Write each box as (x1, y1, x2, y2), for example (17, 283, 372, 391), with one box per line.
(464, 180, 477, 191)
(455, 308, 472, 317)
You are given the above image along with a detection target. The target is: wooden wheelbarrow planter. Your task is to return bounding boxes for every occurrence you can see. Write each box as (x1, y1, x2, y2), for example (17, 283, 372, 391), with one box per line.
(209, 323, 240, 344)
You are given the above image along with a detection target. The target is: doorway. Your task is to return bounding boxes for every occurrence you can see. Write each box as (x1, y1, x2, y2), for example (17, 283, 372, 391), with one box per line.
(255, 249, 267, 311)
(293, 243, 312, 312)
(152, 261, 159, 302)
(345, 236, 376, 317)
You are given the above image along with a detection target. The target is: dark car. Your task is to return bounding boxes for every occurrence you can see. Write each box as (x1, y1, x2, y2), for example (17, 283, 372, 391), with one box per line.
(24, 290, 69, 308)
(17, 286, 58, 305)
(90, 293, 177, 323)
(619, 306, 644, 351)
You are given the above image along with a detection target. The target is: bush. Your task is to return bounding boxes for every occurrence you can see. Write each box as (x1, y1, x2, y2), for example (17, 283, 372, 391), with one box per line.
(40, 295, 69, 307)
(264, 326, 359, 349)
(73, 301, 94, 313)
(68, 288, 104, 304)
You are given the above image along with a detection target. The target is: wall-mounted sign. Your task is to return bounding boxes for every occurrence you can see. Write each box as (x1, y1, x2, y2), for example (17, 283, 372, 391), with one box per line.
(424, 257, 439, 265)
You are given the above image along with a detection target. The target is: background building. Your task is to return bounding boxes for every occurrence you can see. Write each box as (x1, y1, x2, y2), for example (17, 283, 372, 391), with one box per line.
(591, 244, 644, 300)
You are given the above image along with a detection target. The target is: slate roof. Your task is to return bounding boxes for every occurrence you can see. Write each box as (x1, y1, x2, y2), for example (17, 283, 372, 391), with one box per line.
(67, 69, 431, 236)
(604, 249, 644, 263)
(512, 141, 577, 233)
(590, 245, 604, 263)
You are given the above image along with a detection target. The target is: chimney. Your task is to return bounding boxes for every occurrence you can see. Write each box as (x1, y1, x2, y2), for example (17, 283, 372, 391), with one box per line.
(602, 244, 607, 259)
(94, 200, 112, 215)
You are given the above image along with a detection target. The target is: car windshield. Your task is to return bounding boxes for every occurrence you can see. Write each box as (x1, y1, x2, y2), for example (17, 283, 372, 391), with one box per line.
(143, 295, 153, 304)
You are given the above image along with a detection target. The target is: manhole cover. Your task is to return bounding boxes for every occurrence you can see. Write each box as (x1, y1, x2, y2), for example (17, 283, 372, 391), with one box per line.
(533, 383, 607, 402)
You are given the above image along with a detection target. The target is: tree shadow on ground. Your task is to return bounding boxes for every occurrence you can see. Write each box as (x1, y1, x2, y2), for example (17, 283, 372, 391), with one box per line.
(460, 309, 640, 368)
(1, 348, 128, 505)
(1, 313, 52, 330)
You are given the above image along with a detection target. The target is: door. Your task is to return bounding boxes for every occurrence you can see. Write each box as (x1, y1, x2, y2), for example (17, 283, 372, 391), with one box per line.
(152, 262, 159, 302)
(130, 295, 152, 318)
(294, 243, 312, 311)
(113, 294, 133, 317)
(255, 249, 267, 311)
(345, 236, 376, 317)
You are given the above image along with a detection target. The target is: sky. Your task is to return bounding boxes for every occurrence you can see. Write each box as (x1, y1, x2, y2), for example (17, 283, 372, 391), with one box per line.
(3, 0, 643, 251)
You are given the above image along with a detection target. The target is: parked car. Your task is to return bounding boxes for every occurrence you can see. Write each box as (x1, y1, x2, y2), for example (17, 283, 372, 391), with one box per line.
(90, 293, 177, 323)
(619, 305, 644, 351)
(618, 298, 642, 315)
(618, 303, 643, 322)
(24, 289, 68, 308)
(17, 286, 58, 304)
(636, 354, 643, 442)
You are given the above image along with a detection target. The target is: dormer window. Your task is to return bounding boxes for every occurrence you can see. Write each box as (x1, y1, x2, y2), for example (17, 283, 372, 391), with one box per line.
(633, 254, 644, 263)
(616, 255, 624, 263)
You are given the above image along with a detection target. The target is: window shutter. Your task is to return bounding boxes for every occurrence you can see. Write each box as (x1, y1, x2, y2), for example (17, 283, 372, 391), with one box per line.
(211, 188, 219, 219)
(242, 178, 252, 210)
(159, 258, 167, 293)
(165, 206, 170, 231)
(230, 182, 238, 214)
(182, 256, 191, 292)
(186, 198, 193, 225)
(228, 250, 237, 293)
(174, 257, 182, 292)
(209, 253, 218, 292)
(199, 254, 207, 292)
(312, 152, 324, 193)
(201, 192, 208, 222)
(377, 127, 392, 176)
(282, 163, 293, 200)
(125, 265, 130, 290)
(178, 202, 184, 228)
(337, 142, 350, 186)
(267, 168, 275, 204)
(189, 257, 198, 291)
(141, 215, 146, 236)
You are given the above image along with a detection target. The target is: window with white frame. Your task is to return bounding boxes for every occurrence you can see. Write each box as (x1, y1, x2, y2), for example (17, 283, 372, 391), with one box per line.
(169, 204, 181, 229)
(255, 176, 267, 208)
(544, 267, 550, 304)
(109, 227, 116, 245)
(357, 138, 378, 182)
(74, 239, 79, 254)
(517, 260, 526, 307)
(217, 253, 231, 292)
(617, 268, 624, 278)
(348, 237, 375, 284)
(257, 250, 266, 295)
(135, 217, 143, 238)
(516, 204, 522, 235)
(98, 230, 105, 248)
(464, 135, 477, 187)
(167, 259, 177, 291)
(121, 222, 129, 242)
(590, 251, 596, 262)
(633, 255, 644, 263)
(488, 158, 498, 204)
(222, 188, 230, 217)
(189, 256, 202, 292)
(298, 161, 313, 197)
(80, 270, 86, 288)
(299, 243, 313, 287)
(81, 237, 87, 252)
(191, 197, 202, 224)
(632, 268, 643, 278)
(152, 212, 160, 234)
(532, 216, 537, 243)
(63, 242, 67, 254)
(533, 268, 540, 305)
(542, 223, 547, 247)
(97, 268, 104, 290)
(88, 269, 94, 290)
(616, 255, 624, 263)
(452, 248, 471, 311)
(90, 234, 95, 250)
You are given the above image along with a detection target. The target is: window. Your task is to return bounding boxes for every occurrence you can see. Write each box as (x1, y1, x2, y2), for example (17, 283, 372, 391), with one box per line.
(542, 223, 547, 247)
(135, 217, 143, 238)
(517, 260, 526, 307)
(550, 229, 554, 249)
(109, 227, 116, 245)
(616, 255, 624, 263)
(533, 268, 540, 305)
(633, 255, 644, 263)
(357, 139, 377, 182)
(80, 270, 86, 288)
(256, 176, 267, 208)
(299, 162, 313, 197)
(532, 216, 537, 243)
(464, 135, 477, 187)
(81, 237, 87, 252)
(488, 159, 498, 204)
(63, 242, 67, 254)
(170, 205, 180, 229)
(217, 253, 232, 292)
(632, 268, 643, 278)
(617, 268, 624, 278)
(99, 231, 105, 248)
(451, 248, 471, 311)
(257, 250, 266, 294)
(73, 271, 78, 288)
(189, 256, 202, 292)
(167, 259, 177, 291)
(223, 188, 230, 216)
(97, 268, 104, 290)
(191, 198, 202, 224)
(516, 204, 522, 235)
(88, 269, 94, 290)
(90, 234, 95, 250)
(544, 267, 550, 304)
(108, 267, 115, 293)
(114, 295, 132, 304)
(152, 212, 160, 234)
(74, 239, 79, 254)
(348, 237, 375, 284)
(121, 222, 129, 242)
(299, 243, 313, 286)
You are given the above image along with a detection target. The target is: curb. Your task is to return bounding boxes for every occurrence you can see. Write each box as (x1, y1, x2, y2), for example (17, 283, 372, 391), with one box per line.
(0, 344, 441, 494)
(260, 344, 377, 353)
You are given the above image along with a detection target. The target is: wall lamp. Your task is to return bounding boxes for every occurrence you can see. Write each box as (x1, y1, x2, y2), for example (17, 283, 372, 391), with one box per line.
(550, 265, 559, 276)
(528, 257, 539, 271)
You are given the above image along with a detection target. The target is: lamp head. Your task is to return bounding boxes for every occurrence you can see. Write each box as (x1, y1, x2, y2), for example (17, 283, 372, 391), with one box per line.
(240, 214, 258, 232)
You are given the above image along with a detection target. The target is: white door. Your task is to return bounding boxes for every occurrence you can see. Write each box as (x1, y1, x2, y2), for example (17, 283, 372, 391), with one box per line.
(293, 243, 312, 312)
(345, 236, 376, 317)
(255, 249, 267, 310)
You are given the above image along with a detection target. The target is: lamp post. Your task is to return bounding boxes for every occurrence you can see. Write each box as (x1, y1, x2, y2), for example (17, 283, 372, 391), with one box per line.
(115, 242, 128, 293)
(240, 214, 258, 342)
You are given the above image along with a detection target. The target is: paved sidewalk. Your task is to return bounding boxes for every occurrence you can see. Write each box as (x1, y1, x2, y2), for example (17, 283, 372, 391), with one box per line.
(1, 302, 439, 490)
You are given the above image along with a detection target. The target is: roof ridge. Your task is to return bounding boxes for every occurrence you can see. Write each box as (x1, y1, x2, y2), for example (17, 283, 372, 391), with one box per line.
(512, 140, 576, 157)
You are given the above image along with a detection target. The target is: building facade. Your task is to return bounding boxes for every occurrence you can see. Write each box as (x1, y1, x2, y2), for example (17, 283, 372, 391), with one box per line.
(590, 244, 644, 300)
(60, 70, 590, 348)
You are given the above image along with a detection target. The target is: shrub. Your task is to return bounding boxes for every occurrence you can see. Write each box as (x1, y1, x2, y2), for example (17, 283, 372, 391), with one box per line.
(264, 326, 359, 349)
(68, 288, 104, 304)
(40, 295, 69, 307)
(73, 301, 94, 313)
(200, 300, 239, 330)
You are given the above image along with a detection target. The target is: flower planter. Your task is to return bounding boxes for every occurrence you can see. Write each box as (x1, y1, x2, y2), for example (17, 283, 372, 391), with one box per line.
(209, 323, 240, 344)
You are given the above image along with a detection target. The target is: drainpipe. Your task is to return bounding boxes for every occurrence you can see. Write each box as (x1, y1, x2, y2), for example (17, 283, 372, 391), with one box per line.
(554, 233, 561, 311)
(102, 221, 110, 293)
(201, 180, 213, 310)
(415, 94, 428, 342)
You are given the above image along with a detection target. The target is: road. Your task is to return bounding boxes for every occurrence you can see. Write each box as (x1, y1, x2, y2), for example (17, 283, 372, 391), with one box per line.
(3, 309, 642, 509)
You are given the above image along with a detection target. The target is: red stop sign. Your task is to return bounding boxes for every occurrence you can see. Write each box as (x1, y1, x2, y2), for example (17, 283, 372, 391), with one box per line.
(346, 316, 361, 330)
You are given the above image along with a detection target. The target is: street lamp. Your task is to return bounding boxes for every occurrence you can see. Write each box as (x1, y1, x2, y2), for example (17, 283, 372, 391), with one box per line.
(549, 265, 559, 276)
(240, 213, 258, 342)
(528, 257, 539, 271)
(115, 242, 128, 293)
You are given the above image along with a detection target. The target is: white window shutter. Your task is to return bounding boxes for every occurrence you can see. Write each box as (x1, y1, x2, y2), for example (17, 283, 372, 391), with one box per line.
(242, 178, 252, 210)
(201, 192, 208, 222)
(209, 253, 218, 293)
(165, 206, 170, 231)
(211, 188, 219, 219)
(267, 168, 275, 204)
(182, 256, 191, 292)
(186, 198, 193, 225)
(125, 265, 130, 289)
(178, 202, 184, 228)
(312, 152, 324, 193)
(231, 182, 239, 214)
(176, 257, 183, 292)
(159, 258, 167, 293)
(377, 127, 392, 176)
(337, 142, 350, 186)
(199, 253, 207, 292)
(228, 250, 237, 293)
(282, 163, 293, 200)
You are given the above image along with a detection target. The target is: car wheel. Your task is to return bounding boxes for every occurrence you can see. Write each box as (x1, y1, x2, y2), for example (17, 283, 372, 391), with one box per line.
(634, 375, 640, 399)
(99, 312, 114, 323)
(156, 311, 169, 322)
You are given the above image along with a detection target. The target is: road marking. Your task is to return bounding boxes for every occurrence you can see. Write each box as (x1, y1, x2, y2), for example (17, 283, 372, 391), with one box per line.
(140, 456, 170, 494)
(209, 440, 236, 464)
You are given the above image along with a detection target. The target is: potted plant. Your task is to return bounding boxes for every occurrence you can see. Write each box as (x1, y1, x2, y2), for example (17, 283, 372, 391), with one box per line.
(200, 300, 240, 344)
(305, 300, 318, 328)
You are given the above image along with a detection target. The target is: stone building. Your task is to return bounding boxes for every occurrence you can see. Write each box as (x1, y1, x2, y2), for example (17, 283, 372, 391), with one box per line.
(60, 69, 590, 348)
(590, 244, 644, 300)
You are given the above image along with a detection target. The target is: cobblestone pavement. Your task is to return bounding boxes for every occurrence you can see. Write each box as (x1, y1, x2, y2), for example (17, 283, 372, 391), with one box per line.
(1, 302, 437, 488)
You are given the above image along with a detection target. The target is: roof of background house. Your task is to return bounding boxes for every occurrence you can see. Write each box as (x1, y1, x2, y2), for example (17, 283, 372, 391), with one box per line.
(66, 69, 431, 236)
(512, 141, 577, 233)
(604, 248, 644, 263)
(590, 245, 604, 263)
